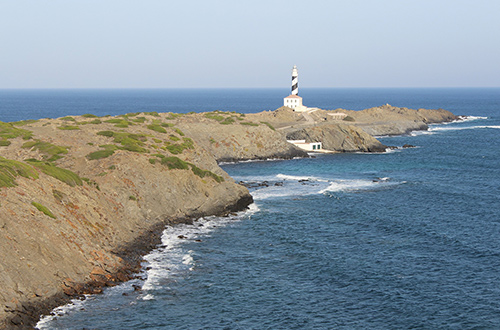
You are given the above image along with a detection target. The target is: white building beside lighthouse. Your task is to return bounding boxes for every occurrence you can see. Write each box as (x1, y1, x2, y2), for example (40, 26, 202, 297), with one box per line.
(284, 65, 307, 112)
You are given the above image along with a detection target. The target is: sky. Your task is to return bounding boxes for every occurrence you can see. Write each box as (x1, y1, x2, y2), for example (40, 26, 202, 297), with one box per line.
(1, 0, 499, 88)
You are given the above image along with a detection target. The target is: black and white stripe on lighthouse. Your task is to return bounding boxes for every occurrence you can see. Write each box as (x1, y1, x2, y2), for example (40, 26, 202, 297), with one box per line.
(291, 65, 298, 95)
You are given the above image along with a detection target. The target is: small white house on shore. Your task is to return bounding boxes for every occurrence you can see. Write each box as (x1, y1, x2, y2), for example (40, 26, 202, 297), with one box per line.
(328, 113, 347, 120)
(287, 139, 322, 151)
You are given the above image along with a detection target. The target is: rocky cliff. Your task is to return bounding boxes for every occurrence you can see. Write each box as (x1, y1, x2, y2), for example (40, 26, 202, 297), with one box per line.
(285, 123, 387, 153)
(0, 112, 257, 329)
(0, 105, 457, 328)
(332, 104, 458, 136)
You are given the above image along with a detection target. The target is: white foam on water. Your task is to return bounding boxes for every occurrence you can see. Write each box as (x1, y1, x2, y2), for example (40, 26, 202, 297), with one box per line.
(141, 207, 256, 293)
(35, 295, 90, 329)
(251, 184, 322, 200)
(37, 206, 258, 326)
(409, 130, 436, 136)
(218, 158, 285, 165)
(276, 173, 328, 182)
(429, 125, 500, 132)
(319, 178, 404, 194)
(455, 115, 488, 122)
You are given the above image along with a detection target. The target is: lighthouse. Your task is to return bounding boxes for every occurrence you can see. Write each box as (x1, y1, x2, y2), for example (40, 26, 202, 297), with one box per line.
(291, 65, 299, 95)
(284, 65, 307, 112)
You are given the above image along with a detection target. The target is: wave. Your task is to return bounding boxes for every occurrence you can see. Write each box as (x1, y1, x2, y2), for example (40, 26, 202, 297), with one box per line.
(409, 130, 436, 136)
(429, 125, 500, 132)
(36, 206, 257, 328)
(141, 206, 256, 293)
(250, 176, 404, 200)
(319, 178, 403, 194)
(455, 115, 488, 122)
(219, 158, 286, 165)
(36, 295, 90, 329)
(276, 173, 328, 182)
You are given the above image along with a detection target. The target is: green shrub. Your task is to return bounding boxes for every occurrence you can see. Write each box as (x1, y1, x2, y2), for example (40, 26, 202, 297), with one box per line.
(151, 154, 224, 183)
(240, 122, 259, 126)
(87, 149, 116, 160)
(94, 131, 148, 154)
(57, 125, 80, 130)
(26, 160, 83, 187)
(174, 128, 185, 136)
(220, 117, 235, 125)
(169, 135, 180, 141)
(31, 202, 56, 219)
(82, 114, 98, 118)
(0, 140, 11, 146)
(104, 119, 123, 124)
(204, 113, 224, 121)
(209, 138, 216, 144)
(260, 121, 275, 131)
(11, 119, 38, 126)
(104, 118, 132, 127)
(165, 137, 194, 155)
(0, 157, 39, 187)
(160, 156, 190, 170)
(97, 130, 115, 137)
(189, 164, 224, 183)
(89, 119, 102, 124)
(149, 158, 156, 164)
(126, 112, 141, 117)
(132, 116, 146, 123)
(143, 111, 160, 117)
(22, 140, 68, 162)
(0, 121, 33, 140)
(60, 116, 76, 121)
(161, 123, 174, 127)
(129, 195, 137, 201)
(147, 124, 167, 134)
(52, 189, 65, 202)
(113, 134, 148, 153)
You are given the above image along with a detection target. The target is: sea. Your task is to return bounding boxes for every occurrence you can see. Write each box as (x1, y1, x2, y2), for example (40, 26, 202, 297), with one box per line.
(1, 88, 499, 329)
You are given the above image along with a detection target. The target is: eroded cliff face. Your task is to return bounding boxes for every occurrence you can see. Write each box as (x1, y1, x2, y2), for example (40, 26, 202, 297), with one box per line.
(176, 121, 308, 162)
(0, 105, 457, 328)
(0, 113, 254, 328)
(286, 123, 387, 153)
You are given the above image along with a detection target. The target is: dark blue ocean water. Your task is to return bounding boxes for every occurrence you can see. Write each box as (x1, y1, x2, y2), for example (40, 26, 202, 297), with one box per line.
(1, 88, 498, 122)
(5, 88, 498, 329)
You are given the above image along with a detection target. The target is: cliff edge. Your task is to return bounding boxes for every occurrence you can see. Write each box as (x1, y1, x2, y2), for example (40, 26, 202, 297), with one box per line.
(0, 112, 259, 329)
(0, 105, 457, 328)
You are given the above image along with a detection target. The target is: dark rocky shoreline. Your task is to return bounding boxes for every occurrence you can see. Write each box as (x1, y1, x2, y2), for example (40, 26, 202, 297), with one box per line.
(5, 194, 253, 329)
(0, 106, 457, 329)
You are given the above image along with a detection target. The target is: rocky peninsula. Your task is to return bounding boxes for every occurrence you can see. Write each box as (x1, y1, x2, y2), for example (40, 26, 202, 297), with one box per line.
(0, 105, 457, 328)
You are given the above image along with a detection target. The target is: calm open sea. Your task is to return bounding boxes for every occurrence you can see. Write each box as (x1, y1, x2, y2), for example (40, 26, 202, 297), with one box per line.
(1, 88, 499, 329)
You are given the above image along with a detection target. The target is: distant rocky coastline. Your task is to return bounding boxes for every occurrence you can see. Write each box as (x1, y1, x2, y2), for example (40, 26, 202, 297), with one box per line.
(0, 105, 457, 329)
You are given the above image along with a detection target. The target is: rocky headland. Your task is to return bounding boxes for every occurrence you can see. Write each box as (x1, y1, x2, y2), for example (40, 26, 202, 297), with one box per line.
(0, 105, 457, 328)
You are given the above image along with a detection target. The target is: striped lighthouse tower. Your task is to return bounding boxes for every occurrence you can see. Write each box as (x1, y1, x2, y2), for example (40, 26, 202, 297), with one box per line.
(291, 65, 299, 95)
(284, 65, 306, 111)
